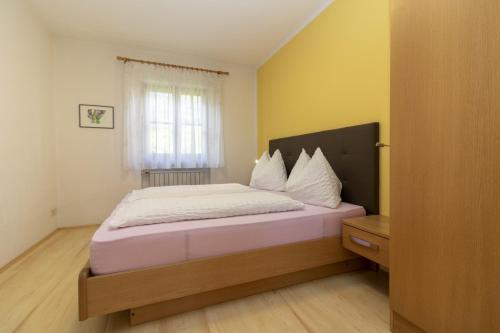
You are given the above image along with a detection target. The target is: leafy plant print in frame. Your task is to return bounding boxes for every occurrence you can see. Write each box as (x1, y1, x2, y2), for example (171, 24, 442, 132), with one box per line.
(79, 104, 114, 129)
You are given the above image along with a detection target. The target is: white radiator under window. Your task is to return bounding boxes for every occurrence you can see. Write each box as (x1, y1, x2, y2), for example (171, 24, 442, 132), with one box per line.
(141, 169, 211, 188)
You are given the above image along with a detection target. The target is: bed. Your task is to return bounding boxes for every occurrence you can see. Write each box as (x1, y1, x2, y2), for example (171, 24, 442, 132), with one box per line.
(79, 122, 380, 325)
(90, 198, 366, 275)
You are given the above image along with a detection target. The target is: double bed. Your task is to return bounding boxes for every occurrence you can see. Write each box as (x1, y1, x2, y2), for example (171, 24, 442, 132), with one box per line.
(79, 122, 380, 325)
(91, 197, 365, 276)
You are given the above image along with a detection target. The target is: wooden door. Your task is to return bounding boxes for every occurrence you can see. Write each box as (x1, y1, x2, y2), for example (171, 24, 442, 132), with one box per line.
(390, 0, 500, 332)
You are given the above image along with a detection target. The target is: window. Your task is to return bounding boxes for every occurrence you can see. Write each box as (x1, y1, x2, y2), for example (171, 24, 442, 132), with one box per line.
(123, 62, 223, 171)
(147, 89, 206, 156)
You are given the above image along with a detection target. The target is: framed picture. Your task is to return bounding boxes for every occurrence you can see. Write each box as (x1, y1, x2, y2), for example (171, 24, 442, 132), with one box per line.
(79, 104, 114, 129)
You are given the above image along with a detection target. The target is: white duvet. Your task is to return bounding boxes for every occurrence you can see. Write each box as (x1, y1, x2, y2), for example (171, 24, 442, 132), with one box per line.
(108, 184, 305, 228)
(123, 183, 251, 202)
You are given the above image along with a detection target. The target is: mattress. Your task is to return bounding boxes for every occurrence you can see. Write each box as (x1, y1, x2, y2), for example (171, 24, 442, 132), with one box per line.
(90, 201, 365, 275)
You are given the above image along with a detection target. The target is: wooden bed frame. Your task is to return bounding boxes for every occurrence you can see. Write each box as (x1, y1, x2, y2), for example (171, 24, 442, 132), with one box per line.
(78, 123, 380, 325)
(79, 236, 366, 325)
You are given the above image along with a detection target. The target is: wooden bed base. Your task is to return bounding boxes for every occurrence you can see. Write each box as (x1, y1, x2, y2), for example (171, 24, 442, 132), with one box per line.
(79, 236, 365, 325)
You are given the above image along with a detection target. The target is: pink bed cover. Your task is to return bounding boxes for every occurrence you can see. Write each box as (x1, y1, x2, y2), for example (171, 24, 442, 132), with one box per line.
(90, 201, 365, 275)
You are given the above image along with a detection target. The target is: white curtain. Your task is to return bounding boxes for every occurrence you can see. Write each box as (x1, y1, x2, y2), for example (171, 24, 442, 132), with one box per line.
(123, 62, 224, 172)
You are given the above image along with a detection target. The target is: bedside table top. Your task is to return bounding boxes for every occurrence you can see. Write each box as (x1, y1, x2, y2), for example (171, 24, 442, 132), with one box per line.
(342, 215, 390, 239)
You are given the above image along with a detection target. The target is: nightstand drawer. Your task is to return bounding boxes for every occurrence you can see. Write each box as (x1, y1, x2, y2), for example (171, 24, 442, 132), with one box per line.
(342, 225, 389, 266)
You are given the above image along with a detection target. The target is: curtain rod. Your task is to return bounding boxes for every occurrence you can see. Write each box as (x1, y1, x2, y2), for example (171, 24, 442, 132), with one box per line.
(116, 56, 229, 75)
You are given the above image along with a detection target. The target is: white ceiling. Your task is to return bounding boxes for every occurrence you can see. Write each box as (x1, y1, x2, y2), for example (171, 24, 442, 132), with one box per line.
(29, 0, 333, 66)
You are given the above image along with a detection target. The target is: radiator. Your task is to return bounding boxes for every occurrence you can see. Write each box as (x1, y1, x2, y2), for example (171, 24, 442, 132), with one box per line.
(141, 169, 211, 188)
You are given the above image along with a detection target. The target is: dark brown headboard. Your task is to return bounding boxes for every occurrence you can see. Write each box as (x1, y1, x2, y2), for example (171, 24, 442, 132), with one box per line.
(269, 123, 380, 214)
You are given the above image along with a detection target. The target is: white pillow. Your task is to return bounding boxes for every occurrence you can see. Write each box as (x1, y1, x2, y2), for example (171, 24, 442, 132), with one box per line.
(286, 149, 311, 190)
(286, 148, 342, 208)
(249, 150, 287, 191)
(249, 151, 270, 188)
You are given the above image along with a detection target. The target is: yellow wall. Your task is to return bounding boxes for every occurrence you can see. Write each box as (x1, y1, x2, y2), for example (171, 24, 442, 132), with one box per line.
(257, 0, 390, 215)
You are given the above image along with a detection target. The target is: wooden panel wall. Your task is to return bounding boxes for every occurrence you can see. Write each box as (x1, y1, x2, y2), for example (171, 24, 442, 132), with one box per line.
(390, 0, 500, 332)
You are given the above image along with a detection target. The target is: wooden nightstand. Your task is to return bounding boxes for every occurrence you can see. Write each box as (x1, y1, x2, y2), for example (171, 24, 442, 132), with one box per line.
(342, 215, 390, 267)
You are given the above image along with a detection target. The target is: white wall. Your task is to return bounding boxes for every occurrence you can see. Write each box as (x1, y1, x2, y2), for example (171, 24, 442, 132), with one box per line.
(53, 37, 257, 227)
(0, 1, 56, 267)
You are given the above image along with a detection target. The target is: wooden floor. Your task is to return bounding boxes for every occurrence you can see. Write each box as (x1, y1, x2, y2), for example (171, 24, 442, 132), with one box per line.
(0, 226, 390, 333)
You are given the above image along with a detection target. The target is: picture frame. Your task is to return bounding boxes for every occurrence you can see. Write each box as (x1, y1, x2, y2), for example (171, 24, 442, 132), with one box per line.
(79, 104, 114, 129)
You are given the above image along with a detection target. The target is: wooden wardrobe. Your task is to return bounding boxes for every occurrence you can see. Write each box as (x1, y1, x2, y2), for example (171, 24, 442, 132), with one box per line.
(390, 0, 500, 332)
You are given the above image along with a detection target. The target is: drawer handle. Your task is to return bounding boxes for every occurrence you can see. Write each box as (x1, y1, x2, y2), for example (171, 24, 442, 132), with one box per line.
(350, 236, 380, 251)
